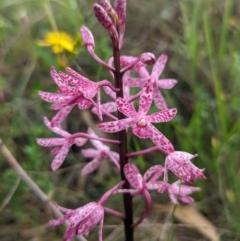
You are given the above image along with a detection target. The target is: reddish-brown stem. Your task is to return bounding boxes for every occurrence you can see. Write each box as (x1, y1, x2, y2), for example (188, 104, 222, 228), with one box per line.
(126, 146, 162, 158)
(112, 37, 134, 241)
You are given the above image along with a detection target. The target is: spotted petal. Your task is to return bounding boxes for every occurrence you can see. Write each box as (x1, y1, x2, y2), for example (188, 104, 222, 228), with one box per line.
(138, 81, 153, 115)
(151, 54, 167, 79)
(117, 98, 137, 117)
(36, 138, 65, 147)
(157, 79, 178, 89)
(98, 118, 134, 133)
(51, 140, 73, 171)
(81, 148, 99, 158)
(143, 165, 164, 182)
(81, 157, 102, 176)
(148, 108, 177, 123)
(124, 163, 142, 190)
(148, 125, 174, 154)
(50, 66, 67, 87)
(133, 126, 152, 139)
(165, 151, 206, 183)
(43, 116, 70, 137)
(153, 86, 168, 110)
(50, 105, 75, 127)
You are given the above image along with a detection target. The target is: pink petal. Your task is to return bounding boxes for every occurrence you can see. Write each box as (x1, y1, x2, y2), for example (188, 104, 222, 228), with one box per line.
(61, 69, 89, 85)
(51, 140, 73, 171)
(143, 165, 164, 182)
(124, 163, 142, 190)
(50, 66, 66, 87)
(151, 54, 167, 79)
(87, 128, 105, 149)
(92, 102, 117, 115)
(63, 225, 78, 241)
(81, 157, 102, 176)
(117, 97, 137, 117)
(133, 126, 152, 139)
(36, 138, 65, 147)
(153, 86, 168, 110)
(157, 79, 178, 89)
(165, 151, 206, 183)
(138, 81, 153, 116)
(69, 202, 100, 224)
(77, 96, 92, 109)
(103, 86, 116, 99)
(81, 148, 99, 158)
(123, 77, 146, 87)
(39, 91, 66, 104)
(58, 85, 78, 95)
(148, 108, 177, 123)
(49, 215, 71, 227)
(148, 125, 175, 154)
(98, 118, 134, 133)
(50, 105, 75, 127)
(59, 72, 98, 99)
(43, 116, 71, 137)
(51, 147, 61, 156)
(76, 205, 104, 235)
(108, 151, 120, 169)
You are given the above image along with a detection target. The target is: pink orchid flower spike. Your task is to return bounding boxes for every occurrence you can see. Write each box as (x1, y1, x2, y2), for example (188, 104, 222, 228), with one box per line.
(49, 181, 124, 241)
(81, 128, 120, 176)
(164, 151, 206, 184)
(98, 82, 177, 154)
(117, 163, 164, 227)
(36, 117, 87, 171)
(162, 180, 200, 204)
(122, 54, 178, 110)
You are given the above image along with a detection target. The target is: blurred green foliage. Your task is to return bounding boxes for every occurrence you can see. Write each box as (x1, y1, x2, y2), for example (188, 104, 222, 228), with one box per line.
(0, 0, 240, 240)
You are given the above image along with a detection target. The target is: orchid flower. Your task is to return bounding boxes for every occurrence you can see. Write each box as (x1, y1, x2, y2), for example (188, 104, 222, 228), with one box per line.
(116, 163, 164, 226)
(98, 82, 177, 154)
(164, 151, 206, 184)
(49, 181, 125, 241)
(39, 67, 118, 125)
(36, 117, 87, 171)
(159, 180, 200, 204)
(81, 128, 119, 176)
(121, 54, 177, 110)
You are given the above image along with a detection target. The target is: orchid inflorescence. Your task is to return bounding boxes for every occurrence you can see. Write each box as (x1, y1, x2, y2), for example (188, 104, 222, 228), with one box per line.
(37, 0, 205, 240)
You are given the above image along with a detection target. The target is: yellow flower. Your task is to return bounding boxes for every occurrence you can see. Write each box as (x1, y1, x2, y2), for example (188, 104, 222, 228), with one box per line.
(37, 31, 76, 54)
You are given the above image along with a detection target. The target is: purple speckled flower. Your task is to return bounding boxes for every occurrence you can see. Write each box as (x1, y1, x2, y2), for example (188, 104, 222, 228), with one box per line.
(122, 54, 177, 110)
(81, 128, 119, 175)
(98, 82, 177, 154)
(36, 117, 87, 171)
(117, 163, 164, 226)
(164, 151, 206, 183)
(49, 181, 124, 241)
(157, 180, 200, 204)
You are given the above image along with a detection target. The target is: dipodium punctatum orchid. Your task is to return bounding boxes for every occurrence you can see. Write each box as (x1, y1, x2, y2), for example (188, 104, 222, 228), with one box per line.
(37, 0, 205, 240)
(81, 128, 119, 175)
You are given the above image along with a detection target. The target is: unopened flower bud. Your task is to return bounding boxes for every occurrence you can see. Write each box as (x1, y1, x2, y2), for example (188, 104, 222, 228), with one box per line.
(93, 4, 114, 30)
(80, 26, 95, 49)
(140, 52, 156, 66)
(98, 0, 113, 13)
(115, 0, 126, 24)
